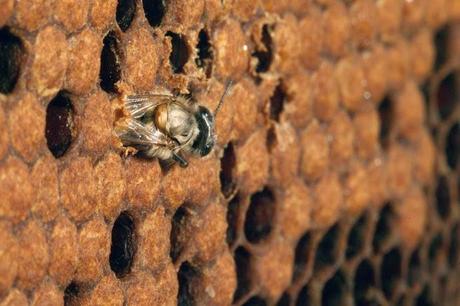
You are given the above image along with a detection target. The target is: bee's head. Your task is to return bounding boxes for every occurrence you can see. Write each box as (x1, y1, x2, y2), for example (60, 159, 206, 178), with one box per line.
(192, 106, 215, 156)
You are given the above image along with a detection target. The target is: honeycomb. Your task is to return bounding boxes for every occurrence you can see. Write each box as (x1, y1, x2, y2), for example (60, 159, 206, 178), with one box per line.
(0, 0, 459, 305)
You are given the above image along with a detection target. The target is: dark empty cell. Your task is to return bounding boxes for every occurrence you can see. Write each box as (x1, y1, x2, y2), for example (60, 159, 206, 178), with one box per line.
(446, 123, 460, 169)
(0, 28, 23, 94)
(252, 24, 273, 73)
(270, 82, 286, 122)
(166, 32, 189, 73)
(314, 224, 340, 271)
(109, 212, 136, 278)
(243, 296, 267, 306)
(244, 187, 276, 243)
(346, 213, 367, 259)
(428, 233, 443, 271)
(354, 260, 375, 306)
(116, 0, 136, 31)
(195, 29, 213, 76)
(416, 286, 434, 306)
(408, 247, 422, 287)
(293, 232, 312, 282)
(322, 271, 347, 306)
(143, 0, 166, 27)
(233, 247, 252, 302)
(45, 91, 75, 158)
(266, 126, 276, 152)
(220, 142, 236, 198)
(170, 206, 188, 262)
(434, 25, 449, 70)
(100, 31, 121, 93)
(177, 262, 198, 306)
(226, 194, 240, 246)
(64, 281, 79, 306)
(380, 248, 402, 299)
(435, 176, 451, 220)
(436, 73, 458, 121)
(296, 285, 312, 306)
(448, 223, 460, 268)
(372, 203, 394, 252)
(276, 292, 290, 306)
(378, 96, 392, 149)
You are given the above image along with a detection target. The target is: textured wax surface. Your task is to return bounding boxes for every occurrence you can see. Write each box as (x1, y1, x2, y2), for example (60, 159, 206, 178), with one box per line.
(0, 0, 460, 305)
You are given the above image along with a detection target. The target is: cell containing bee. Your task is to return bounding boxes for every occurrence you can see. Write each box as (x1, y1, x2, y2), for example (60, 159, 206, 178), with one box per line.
(114, 82, 232, 167)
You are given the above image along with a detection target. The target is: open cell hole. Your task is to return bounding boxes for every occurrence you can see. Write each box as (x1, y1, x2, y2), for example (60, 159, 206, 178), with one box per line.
(243, 296, 267, 306)
(293, 232, 313, 282)
(296, 285, 312, 306)
(322, 270, 347, 306)
(372, 203, 394, 252)
(269, 82, 286, 122)
(428, 233, 444, 271)
(177, 261, 198, 306)
(226, 194, 240, 247)
(252, 24, 273, 73)
(100, 31, 121, 93)
(166, 32, 189, 74)
(244, 187, 276, 243)
(380, 248, 402, 299)
(276, 292, 290, 306)
(233, 246, 252, 302)
(435, 176, 451, 220)
(0, 27, 23, 94)
(116, 0, 136, 31)
(143, 0, 166, 28)
(408, 247, 422, 287)
(170, 206, 188, 262)
(436, 73, 458, 121)
(434, 26, 450, 70)
(195, 29, 213, 77)
(63, 281, 80, 306)
(314, 223, 341, 272)
(416, 285, 434, 306)
(448, 223, 460, 268)
(378, 96, 393, 149)
(45, 91, 75, 158)
(346, 213, 368, 259)
(109, 211, 136, 278)
(446, 123, 460, 169)
(354, 260, 376, 306)
(220, 142, 236, 198)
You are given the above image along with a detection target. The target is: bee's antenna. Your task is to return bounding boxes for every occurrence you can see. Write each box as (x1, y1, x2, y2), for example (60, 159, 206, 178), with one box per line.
(214, 80, 233, 117)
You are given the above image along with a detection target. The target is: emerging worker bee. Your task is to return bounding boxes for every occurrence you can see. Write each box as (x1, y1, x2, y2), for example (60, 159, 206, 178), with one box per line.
(114, 82, 232, 168)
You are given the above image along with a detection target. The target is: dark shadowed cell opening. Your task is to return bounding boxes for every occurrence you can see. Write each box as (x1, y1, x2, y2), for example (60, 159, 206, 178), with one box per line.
(314, 223, 340, 271)
(45, 91, 74, 158)
(100, 31, 121, 93)
(252, 24, 273, 73)
(109, 211, 136, 278)
(233, 246, 252, 302)
(436, 73, 458, 121)
(170, 206, 188, 262)
(378, 96, 393, 149)
(428, 233, 444, 271)
(226, 194, 240, 247)
(408, 247, 422, 287)
(276, 292, 290, 306)
(416, 285, 435, 306)
(435, 176, 451, 220)
(322, 271, 347, 306)
(372, 203, 394, 252)
(380, 248, 402, 298)
(244, 187, 276, 243)
(195, 29, 213, 77)
(143, 0, 166, 28)
(293, 232, 313, 282)
(177, 261, 198, 306)
(449, 223, 460, 268)
(296, 285, 312, 306)
(0, 27, 23, 94)
(220, 142, 236, 198)
(346, 213, 368, 259)
(446, 123, 460, 169)
(243, 296, 267, 306)
(270, 82, 286, 122)
(354, 260, 375, 306)
(166, 31, 189, 73)
(434, 25, 449, 70)
(116, 0, 136, 31)
(63, 281, 80, 306)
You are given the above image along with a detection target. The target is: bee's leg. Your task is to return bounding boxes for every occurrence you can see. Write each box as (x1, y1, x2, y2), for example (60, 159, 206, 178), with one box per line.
(172, 152, 188, 168)
(122, 146, 138, 157)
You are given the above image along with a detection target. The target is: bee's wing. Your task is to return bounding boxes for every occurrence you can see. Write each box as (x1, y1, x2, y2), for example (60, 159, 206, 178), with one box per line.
(125, 94, 175, 119)
(116, 119, 174, 150)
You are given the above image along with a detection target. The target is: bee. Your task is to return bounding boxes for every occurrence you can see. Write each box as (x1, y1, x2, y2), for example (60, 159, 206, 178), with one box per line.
(114, 82, 232, 168)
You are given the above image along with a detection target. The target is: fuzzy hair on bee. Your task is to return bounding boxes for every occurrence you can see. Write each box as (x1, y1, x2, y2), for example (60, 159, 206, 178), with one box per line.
(114, 81, 232, 168)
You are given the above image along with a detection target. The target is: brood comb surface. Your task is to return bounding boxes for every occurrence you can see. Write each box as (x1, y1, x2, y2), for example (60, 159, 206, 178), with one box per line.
(0, 0, 460, 305)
